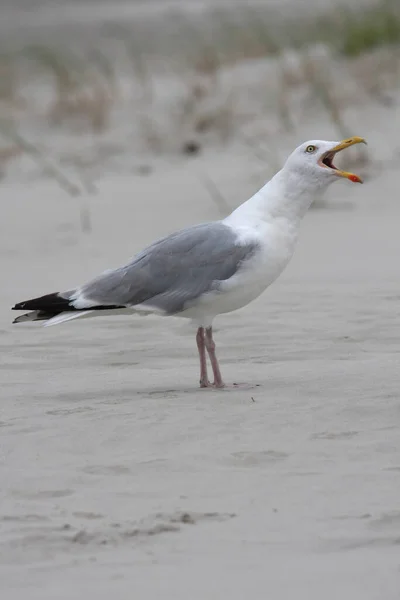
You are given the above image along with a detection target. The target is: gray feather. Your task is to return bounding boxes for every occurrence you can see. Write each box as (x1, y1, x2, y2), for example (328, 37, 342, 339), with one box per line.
(78, 222, 259, 314)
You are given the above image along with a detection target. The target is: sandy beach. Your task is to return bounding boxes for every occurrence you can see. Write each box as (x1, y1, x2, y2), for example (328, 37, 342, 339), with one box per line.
(2, 140, 400, 598)
(1, 1, 400, 598)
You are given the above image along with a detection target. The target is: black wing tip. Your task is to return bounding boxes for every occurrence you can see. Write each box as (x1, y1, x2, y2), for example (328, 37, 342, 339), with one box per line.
(12, 293, 125, 313)
(13, 311, 35, 323)
(12, 302, 27, 311)
(11, 292, 66, 312)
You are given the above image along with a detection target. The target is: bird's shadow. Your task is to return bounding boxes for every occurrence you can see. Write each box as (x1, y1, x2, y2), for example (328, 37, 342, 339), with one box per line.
(138, 382, 262, 398)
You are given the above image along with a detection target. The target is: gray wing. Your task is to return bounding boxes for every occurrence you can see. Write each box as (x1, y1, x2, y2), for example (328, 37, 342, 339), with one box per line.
(74, 222, 259, 315)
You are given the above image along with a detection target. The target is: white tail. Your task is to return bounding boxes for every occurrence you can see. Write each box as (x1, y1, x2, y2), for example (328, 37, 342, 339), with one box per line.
(43, 311, 94, 327)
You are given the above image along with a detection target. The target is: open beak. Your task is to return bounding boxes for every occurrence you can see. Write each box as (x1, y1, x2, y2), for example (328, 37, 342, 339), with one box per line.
(318, 136, 367, 183)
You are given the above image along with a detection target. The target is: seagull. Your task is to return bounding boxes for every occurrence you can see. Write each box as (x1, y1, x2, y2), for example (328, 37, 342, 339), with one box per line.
(12, 137, 366, 388)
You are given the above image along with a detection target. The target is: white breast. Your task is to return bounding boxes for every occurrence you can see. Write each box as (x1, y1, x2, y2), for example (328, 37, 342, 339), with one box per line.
(182, 219, 299, 325)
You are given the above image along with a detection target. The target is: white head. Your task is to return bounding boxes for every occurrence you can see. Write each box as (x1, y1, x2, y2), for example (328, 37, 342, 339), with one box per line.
(227, 136, 367, 225)
(283, 137, 367, 190)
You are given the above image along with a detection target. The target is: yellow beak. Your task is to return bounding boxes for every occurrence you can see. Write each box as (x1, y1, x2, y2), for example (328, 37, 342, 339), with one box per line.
(331, 136, 367, 153)
(330, 137, 367, 183)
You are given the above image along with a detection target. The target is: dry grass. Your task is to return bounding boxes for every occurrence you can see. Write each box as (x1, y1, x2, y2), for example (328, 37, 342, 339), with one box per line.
(0, 0, 399, 183)
(20, 45, 116, 133)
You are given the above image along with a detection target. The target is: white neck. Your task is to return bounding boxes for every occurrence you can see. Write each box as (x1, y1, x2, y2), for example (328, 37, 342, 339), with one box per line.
(225, 167, 325, 228)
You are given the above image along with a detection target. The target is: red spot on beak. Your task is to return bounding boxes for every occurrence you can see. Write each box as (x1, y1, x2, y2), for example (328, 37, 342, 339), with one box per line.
(348, 174, 362, 183)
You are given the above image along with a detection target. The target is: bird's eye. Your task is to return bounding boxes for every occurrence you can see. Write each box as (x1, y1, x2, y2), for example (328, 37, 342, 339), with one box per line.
(306, 145, 317, 153)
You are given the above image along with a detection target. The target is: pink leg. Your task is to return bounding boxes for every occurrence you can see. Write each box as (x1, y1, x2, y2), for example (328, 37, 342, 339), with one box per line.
(196, 327, 212, 388)
(204, 327, 225, 388)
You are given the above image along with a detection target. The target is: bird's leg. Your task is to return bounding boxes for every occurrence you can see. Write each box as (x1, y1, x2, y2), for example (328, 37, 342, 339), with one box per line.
(196, 327, 212, 388)
(204, 327, 225, 388)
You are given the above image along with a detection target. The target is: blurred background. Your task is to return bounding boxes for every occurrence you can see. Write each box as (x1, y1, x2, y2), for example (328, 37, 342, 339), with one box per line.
(1, 0, 399, 214)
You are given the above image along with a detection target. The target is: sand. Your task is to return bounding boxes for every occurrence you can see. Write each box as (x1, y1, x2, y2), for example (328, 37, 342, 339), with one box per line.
(1, 136, 400, 599)
(1, 0, 400, 596)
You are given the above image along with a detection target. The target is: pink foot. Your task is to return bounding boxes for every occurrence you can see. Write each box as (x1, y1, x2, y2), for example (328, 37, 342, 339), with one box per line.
(212, 380, 226, 389)
(199, 379, 213, 388)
